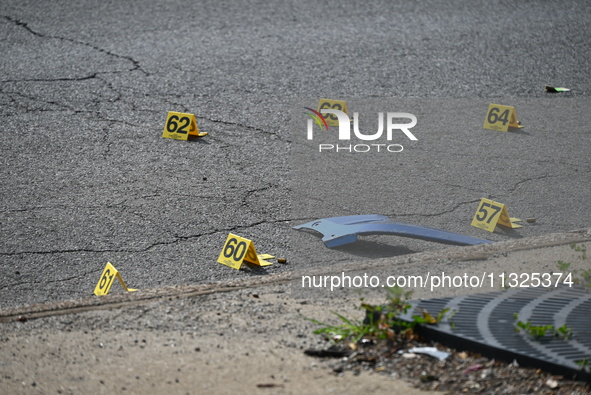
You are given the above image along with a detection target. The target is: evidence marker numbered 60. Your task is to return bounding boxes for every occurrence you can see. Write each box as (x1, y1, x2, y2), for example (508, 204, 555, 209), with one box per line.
(162, 111, 208, 140)
(217, 233, 275, 270)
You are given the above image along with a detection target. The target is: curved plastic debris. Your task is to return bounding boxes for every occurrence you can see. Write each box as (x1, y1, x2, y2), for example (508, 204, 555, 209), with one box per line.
(293, 215, 492, 248)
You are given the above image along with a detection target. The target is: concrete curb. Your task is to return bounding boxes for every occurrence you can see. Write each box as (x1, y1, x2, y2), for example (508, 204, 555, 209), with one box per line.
(1, 229, 589, 322)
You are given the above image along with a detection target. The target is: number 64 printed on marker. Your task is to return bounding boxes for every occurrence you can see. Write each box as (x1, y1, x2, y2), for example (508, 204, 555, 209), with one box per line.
(483, 104, 522, 132)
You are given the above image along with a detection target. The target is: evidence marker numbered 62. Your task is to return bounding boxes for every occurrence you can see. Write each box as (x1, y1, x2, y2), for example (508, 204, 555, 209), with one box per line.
(162, 111, 208, 140)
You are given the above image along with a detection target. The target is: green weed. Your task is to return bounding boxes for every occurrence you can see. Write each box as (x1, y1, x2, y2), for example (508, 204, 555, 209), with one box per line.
(575, 358, 590, 373)
(307, 286, 452, 345)
(556, 243, 591, 289)
(514, 319, 572, 340)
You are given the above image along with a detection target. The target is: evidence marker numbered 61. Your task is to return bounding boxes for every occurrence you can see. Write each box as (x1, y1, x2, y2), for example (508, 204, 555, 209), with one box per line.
(162, 111, 208, 140)
(217, 233, 275, 270)
(483, 104, 523, 132)
(93, 262, 137, 296)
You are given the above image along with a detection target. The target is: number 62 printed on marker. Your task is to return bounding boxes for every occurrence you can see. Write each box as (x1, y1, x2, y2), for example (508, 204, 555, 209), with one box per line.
(162, 111, 208, 140)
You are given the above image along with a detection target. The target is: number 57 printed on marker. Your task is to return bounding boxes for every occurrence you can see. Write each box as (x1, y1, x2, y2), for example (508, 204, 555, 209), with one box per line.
(471, 198, 523, 232)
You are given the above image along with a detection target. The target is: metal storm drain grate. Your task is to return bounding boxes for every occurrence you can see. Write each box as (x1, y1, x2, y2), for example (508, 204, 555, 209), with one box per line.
(398, 286, 591, 381)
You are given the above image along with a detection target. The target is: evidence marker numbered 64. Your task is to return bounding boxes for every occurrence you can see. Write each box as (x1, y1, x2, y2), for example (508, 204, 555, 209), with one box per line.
(483, 104, 523, 132)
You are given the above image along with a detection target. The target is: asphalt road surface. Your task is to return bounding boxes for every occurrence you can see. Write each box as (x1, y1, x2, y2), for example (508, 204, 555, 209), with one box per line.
(1, 0, 590, 308)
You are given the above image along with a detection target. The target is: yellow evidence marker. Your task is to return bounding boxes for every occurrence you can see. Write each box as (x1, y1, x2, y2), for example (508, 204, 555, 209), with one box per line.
(318, 98, 349, 127)
(93, 262, 138, 296)
(162, 111, 208, 140)
(217, 233, 275, 270)
(483, 104, 523, 132)
(471, 198, 523, 232)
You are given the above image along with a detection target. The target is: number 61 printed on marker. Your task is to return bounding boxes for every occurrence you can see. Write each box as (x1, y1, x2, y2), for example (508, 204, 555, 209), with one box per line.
(95, 263, 116, 295)
(93, 262, 137, 296)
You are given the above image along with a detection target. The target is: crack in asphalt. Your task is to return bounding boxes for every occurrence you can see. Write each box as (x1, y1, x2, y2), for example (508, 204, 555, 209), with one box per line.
(1, 272, 92, 290)
(0, 184, 284, 215)
(198, 115, 291, 143)
(155, 96, 289, 143)
(1, 15, 148, 79)
(1, 87, 143, 130)
(293, 188, 482, 220)
(389, 198, 483, 218)
(507, 173, 558, 193)
(241, 184, 280, 206)
(0, 216, 294, 257)
(2, 90, 75, 113)
(421, 176, 486, 195)
(142, 217, 293, 252)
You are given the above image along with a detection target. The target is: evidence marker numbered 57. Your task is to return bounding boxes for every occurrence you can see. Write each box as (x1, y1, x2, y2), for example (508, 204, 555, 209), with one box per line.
(471, 198, 523, 232)
(162, 111, 208, 140)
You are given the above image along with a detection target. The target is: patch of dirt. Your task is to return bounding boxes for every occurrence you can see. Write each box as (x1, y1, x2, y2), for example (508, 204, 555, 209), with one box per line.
(306, 339, 590, 394)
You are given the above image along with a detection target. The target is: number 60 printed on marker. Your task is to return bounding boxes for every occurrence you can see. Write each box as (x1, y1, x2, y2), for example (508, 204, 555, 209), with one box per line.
(217, 233, 275, 270)
(217, 234, 257, 270)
